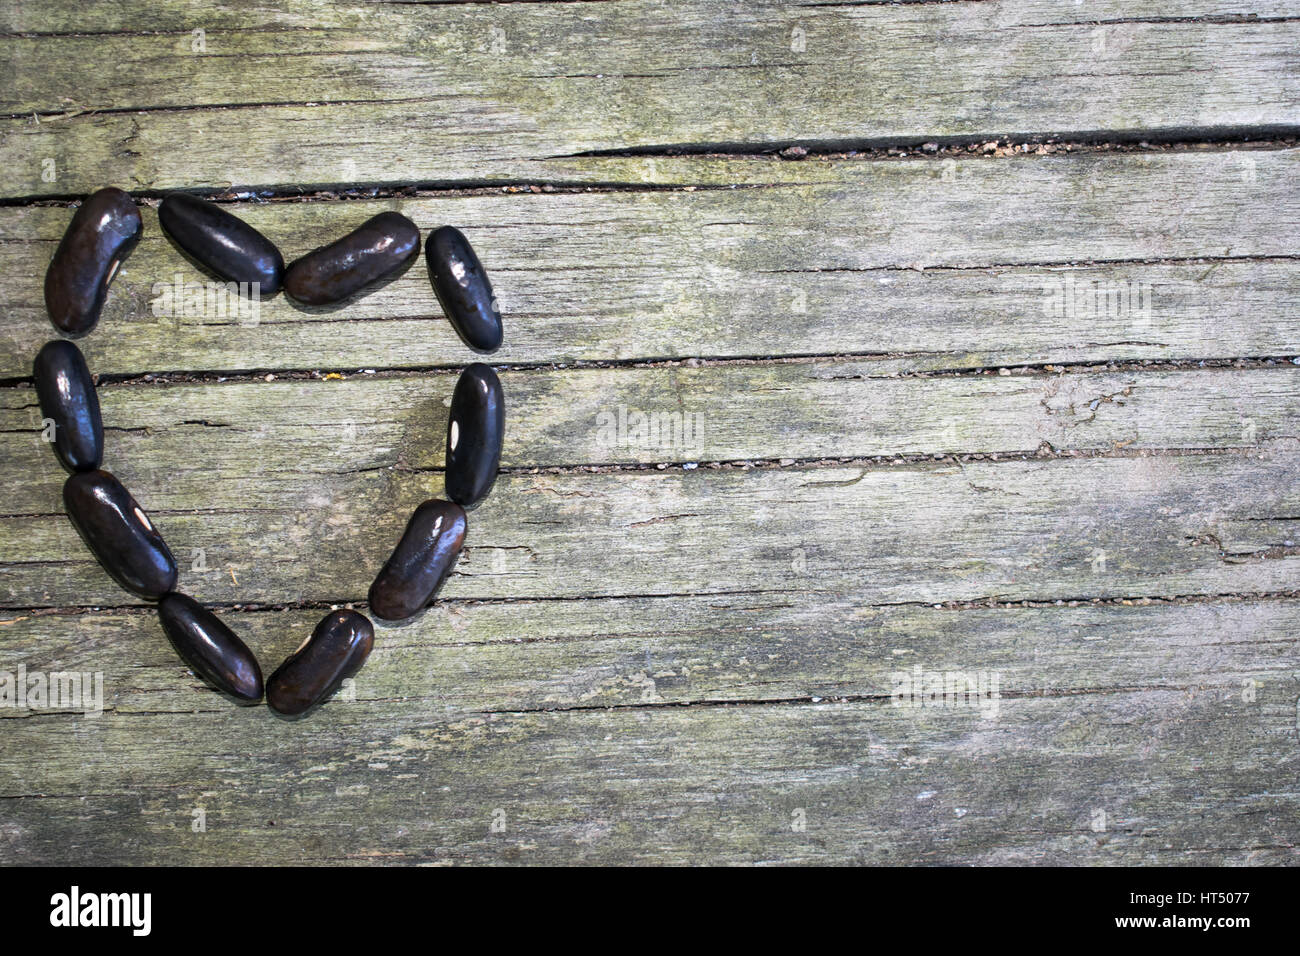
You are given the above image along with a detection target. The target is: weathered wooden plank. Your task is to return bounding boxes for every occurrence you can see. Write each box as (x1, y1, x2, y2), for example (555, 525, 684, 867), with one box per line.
(1, 0, 1296, 870)
(0, 686, 1295, 864)
(9, 0, 1300, 35)
(2, 594, 1296, 717)
(2, 149, 1296, 377)
(6, 6, 1295, 120)
(2, 450, 1297, 608)
(2, 366, 1297, 503)
(3, 594, 1297, 864)
(1, 0, 1296, 197)
(10, 0, 1300, 36)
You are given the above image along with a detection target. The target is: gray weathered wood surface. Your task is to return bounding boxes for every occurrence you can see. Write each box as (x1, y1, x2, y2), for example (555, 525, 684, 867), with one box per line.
(0, 0, 1297, 865)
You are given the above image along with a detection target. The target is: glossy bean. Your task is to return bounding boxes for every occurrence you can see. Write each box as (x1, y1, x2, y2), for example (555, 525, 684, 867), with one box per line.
(425, 225, 503, 352)
(158, 593, 264, 703)
(63, 470, 177, 600)
(266, 609, 374, 716)
(445, 363, 504, 508)
(33, 339, 102, 473)
(44, 187, 143, 337)
(159, 192, 285, 294)
(283, 211, 419, 305)
(368, 499, 467, 622)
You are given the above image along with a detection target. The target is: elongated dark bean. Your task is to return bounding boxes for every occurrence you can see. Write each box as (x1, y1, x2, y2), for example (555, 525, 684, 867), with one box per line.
(368, 499, 467, 622)
(445, 363, 504, 508)
(283, 211, 419, 305)
(159, 192, 285, 294)
(44, 187, 142, 337)
(158, 593, 264, 703)
(33, 340, 102, 473)
(426, 225, 503, 352)
(266, 609, 373, 716)
(63, 470, 177, 600)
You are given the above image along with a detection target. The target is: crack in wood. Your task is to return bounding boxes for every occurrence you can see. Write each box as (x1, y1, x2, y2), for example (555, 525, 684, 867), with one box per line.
(3, 351, 1296, 391)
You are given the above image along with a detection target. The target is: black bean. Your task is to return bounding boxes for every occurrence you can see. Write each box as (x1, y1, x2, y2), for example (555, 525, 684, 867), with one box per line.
(266, 609, 373, 716)
(63, 470, 177, 600)
(33, 340, 103, 473)
(159, 193, 285, 295)
(158, 593, 264, 703)
(368, 499, 467, 622)
(283, 211, 419, 305)
(445, 363, 505, 508)
(44, 187, 142, 337)
(425, 225, 503, 353)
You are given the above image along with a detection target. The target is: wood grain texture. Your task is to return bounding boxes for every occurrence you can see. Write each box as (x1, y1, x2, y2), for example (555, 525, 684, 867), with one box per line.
(1, 148, 1296, 378)
(3, 363, 1298, 485)
(2, 450, 1298, 609)
(0, 678, 1296, 864)
(1, 0, 1297, 866)
(0, 592, 1297, 864)
(0, 0, 1297, 196)
(6, 593, 1299, 718)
